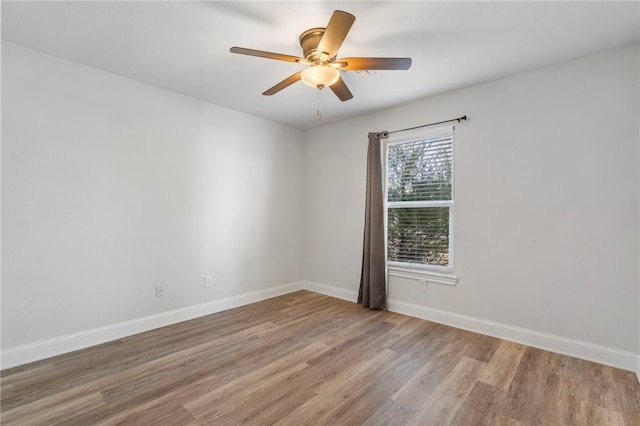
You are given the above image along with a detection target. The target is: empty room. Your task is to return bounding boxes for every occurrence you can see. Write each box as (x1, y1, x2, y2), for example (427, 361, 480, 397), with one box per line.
(1, 1, 639, 425)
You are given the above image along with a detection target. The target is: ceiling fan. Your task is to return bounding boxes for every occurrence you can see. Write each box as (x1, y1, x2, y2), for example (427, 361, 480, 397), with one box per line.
(230, 10, 412, 101)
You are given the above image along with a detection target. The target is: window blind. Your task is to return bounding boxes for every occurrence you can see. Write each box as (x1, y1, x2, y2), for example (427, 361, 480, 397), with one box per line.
(387, 132, 453, 268)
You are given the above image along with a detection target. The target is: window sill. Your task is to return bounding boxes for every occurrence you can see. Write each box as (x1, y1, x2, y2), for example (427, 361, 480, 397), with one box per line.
(388, 267, 458, 286)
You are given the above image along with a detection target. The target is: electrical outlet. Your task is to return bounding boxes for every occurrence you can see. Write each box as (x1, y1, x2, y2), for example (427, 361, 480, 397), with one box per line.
(155, 285, 165, 297)
(204, 275, 213, 288)
(419, 280, 427, 292)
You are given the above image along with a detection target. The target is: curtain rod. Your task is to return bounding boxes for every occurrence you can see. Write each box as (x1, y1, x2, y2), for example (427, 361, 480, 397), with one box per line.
(386, 115, 468, 135)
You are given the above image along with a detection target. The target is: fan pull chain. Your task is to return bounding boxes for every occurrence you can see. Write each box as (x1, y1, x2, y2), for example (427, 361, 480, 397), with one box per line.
(316, 89, 322, 120)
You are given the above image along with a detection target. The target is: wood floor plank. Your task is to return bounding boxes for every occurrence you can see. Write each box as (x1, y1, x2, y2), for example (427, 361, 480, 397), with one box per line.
(183, 341, 329, 417)
(190, 362, 316, 424)
(1, 389, 105, 425)
(306, 320, 397, 369)
(316, 353, 425, 426)
(99, 372, 222, 425)
(51, 322, 280, 424)
(502, 347, 553, 425)
(581, 402, 625, 425)
(272, 348, 403, 426)
(449, 381, 506, 426)
(408, 356, 487, 425)
(390, 334, 467, 409)
(459, 330, 502, 363)
(102, 402, 196, 426)
(480, 340, 527, 390)
(609, 367, 640, 425)
(0, 362, 55, 387)
(1, 320, 279, 412)
(490, 415, 528, 426)
(223, 368, 321, 425)
(534, 372, 591, 425)
(389, 320, 449, 356)
(550, 351, 630, 418)
(360, 399, 416, 426)
(1, 290, 638, 426)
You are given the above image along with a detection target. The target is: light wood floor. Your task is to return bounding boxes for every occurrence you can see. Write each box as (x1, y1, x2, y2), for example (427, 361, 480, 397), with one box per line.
(1, 291, 639, 425)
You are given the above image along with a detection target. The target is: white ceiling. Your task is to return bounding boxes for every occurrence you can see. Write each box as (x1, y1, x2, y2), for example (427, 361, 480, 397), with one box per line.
(2, 1, 639, 130)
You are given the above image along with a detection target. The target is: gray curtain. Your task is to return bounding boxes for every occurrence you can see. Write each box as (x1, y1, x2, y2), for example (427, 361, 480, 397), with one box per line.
(358, 132, 388, 310)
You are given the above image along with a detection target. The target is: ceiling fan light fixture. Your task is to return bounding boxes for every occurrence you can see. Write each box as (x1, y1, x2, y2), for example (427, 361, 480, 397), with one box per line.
(301, 65, 340, 89)
(230, 10, 410, 101)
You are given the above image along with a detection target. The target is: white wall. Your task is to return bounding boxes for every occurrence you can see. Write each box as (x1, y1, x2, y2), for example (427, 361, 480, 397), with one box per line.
(1, 42, 305, 351)
(305, 43, 639, 355)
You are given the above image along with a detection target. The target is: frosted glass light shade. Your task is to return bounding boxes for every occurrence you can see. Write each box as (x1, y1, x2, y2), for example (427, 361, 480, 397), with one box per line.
(301, 66, 340, 89)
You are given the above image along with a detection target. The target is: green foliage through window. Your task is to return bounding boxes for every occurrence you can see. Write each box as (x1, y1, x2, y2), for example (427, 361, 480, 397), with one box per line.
(387, 133, 453, 267)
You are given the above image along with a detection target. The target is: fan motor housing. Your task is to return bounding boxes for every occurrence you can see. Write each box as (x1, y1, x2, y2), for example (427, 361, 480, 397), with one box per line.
(299, 28, 326, 61)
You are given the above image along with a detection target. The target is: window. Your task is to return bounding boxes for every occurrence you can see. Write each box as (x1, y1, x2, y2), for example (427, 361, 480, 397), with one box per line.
(386, 127, 455, 278)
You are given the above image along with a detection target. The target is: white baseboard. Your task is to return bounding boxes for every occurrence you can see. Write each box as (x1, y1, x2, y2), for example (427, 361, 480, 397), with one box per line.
(301, 280, 358, 302)
(301, 281, 639, 373)
(1, 282, 304, 370)
(386, 297, 639, 373)
(3, 280, 638, 376)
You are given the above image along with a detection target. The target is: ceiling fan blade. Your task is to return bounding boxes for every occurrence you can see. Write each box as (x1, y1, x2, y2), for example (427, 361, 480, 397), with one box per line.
(230, 47, 306, 64)
(336, 57, 412, 70)
(329, 76, 353, 102)
(263, 71, 303, 96)
(316, 10, 355, 60)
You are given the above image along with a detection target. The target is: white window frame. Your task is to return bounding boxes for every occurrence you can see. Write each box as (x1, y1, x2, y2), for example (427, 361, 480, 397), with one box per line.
(384, 125, 458, 286)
